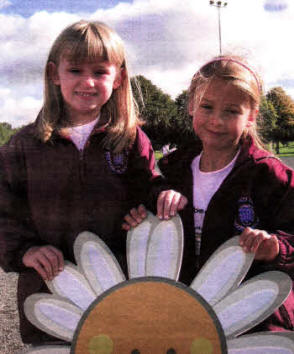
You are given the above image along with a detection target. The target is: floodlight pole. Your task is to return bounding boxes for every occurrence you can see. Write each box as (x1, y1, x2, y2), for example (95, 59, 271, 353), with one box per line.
(209, 1, 228, 56)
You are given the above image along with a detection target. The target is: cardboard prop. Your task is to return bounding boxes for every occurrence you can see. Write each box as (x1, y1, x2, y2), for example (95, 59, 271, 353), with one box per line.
(24, 212, 294, 353)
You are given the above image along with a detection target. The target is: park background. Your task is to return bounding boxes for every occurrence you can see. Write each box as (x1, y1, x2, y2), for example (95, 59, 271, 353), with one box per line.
(0, 0, 294, 352)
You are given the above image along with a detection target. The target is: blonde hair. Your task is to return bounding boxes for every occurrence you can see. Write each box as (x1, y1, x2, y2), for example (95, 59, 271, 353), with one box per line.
(39, 20, 139, 152)
(188, 55, 264, 148)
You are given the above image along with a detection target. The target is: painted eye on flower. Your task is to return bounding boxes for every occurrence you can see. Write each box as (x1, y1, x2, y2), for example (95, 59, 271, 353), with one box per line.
(25, 213, 294, 354)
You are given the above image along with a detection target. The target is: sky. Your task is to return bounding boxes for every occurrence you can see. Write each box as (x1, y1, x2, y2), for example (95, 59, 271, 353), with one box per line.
(0, 0, 293, 127)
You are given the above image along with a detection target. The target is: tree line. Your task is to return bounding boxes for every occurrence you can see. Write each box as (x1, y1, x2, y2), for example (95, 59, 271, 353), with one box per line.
(1, 76, 294, 154)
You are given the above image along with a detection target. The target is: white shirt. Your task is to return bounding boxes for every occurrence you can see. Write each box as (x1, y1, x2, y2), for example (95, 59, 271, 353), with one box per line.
(67, 117, 99, 150)
(191, 151, 240, 238)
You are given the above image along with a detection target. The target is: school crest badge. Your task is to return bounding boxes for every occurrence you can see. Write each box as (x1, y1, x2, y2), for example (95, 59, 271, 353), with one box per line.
(234, 196, 259, 232)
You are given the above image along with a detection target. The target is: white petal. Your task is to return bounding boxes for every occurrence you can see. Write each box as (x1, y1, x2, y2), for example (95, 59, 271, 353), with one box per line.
(146, 215, 183, 280)
(227, 332, 294, 354)
(213, 271, 292, 338)
(27, 346, 71, 354)
(127, 212, 154, 278)
(46, 262, 96, 311)
(190, 236, 254, 306)
(74, 231, 125, 295)
(24, 294, 82, 342)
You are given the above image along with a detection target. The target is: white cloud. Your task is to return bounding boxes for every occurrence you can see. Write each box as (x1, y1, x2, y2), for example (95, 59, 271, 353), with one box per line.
(1, 0, 294, 127)
(0, 86, 42, 127)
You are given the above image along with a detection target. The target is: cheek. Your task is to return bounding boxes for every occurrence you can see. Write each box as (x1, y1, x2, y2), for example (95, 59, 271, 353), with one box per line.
(192, 116, 202, 134)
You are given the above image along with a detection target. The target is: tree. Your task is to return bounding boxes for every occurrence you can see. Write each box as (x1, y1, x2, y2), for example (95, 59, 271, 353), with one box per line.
(173, 90, 195, 147)
(0, 123, 18, 146)
(131, 75, 177, 149)
(265, 87, 294, 153)
(258, 96, 278, 148)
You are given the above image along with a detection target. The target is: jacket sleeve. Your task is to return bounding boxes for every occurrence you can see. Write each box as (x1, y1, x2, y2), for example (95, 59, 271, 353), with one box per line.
(125, 128, 170, 213)
(254, 159, 294, 277)
(0, 137, 41, 273)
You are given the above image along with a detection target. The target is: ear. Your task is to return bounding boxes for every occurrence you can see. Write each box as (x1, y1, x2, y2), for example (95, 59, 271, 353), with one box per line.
(47, 61, 60, 86)
(113, 67, 125, 90)
(246, 108, 258, 128)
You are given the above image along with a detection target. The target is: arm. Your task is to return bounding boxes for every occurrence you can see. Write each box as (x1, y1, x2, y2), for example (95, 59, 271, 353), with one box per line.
(0, 137, 64, 278)
(122, 135, 188, 230)
(239, 160, 294, 274)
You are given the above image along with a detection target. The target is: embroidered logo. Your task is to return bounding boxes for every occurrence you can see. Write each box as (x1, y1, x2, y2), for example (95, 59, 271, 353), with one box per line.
(234, 196, 259, 232)
(105, 150, 129, 174)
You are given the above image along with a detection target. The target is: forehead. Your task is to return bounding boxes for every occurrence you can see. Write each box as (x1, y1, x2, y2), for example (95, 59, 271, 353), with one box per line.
(202, 79, 251, 106)
(59, 54, 116, 68)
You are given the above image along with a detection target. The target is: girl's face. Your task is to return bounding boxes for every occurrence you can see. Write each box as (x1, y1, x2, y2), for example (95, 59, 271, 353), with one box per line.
(50, 56, 122, 125)
(190, 79, 256, 153)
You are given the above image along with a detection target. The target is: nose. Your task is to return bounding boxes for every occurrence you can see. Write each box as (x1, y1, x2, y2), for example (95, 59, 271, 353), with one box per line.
(209, 110, 223, 126)
(83, 75, 95, 88)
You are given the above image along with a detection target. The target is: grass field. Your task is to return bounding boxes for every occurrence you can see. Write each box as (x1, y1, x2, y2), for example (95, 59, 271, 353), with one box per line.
(276, 141, 294, 156)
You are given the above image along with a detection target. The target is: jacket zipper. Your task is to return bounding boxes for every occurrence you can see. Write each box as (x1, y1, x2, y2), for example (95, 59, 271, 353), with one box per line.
(78, 148, 85, 183)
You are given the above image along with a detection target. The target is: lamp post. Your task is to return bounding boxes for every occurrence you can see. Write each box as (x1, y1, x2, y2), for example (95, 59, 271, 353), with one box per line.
(209, 0, 228, 55)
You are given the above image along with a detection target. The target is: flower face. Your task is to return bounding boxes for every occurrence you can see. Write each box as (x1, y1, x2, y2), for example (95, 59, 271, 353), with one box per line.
(73, 280, 226, 354)
(25, 213, 293, 354)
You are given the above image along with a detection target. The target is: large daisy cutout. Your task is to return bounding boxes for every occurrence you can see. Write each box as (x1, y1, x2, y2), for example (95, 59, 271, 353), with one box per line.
(24, 212, 294, 353)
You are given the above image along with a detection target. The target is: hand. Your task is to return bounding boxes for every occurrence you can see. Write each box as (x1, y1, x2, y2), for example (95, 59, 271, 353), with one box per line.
(157, 190, 188, 220)
(122, 204, 147, 231)
(239, 227, 279, 262)
(22, 245, 64, 281)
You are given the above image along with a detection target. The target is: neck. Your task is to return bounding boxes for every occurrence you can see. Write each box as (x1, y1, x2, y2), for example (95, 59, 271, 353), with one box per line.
(200, 147, 239, 172)
(65, 110, 100, 127)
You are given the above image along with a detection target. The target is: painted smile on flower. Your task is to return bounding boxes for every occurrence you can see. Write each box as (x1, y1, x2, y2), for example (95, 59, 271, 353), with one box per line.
(25, 213, 294, 354)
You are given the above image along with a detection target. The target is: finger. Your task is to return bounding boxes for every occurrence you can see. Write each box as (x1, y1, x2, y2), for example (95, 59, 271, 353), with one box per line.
(42, 247, 60, 277)
(239, 227, 253, 247)
(163, 191, 175, 220)
(48, 246, 64, 273)
(34, 252, 54, 280)
(157, 191, 167, 219)
(251, 232, 271, 253)
(137, 204, 147, 218)
(249, 233, 264, 253)
(130, 208, 143, 223)
(122, 222, 131, 231)
(32, 260, 49, 281)
(169, 193, 181, 217)
(124, 213, 139, 228)
(239, 227, 256, 252)
(178, 196, 188, 210)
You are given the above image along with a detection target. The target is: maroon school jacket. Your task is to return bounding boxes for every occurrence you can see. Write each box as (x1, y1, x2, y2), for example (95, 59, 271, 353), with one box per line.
(158, 137, 294, 333)
(0, 120, 157, 344)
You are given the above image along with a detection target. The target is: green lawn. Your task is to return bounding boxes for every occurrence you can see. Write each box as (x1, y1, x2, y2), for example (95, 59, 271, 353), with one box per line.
(276, 142, 294, 156)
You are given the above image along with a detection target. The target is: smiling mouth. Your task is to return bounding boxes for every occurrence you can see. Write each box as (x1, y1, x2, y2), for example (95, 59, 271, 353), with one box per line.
(207, 130, 225, 135)
(76, 92, 97, 97)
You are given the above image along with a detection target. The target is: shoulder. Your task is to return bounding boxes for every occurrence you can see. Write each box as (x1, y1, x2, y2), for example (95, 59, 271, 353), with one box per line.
(158, 141, 202, 177)
(237, 139, 293, 186)
(131, 127, 154, 156)
(0, 123, 39, 154)
(253, 150, 293, 187)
